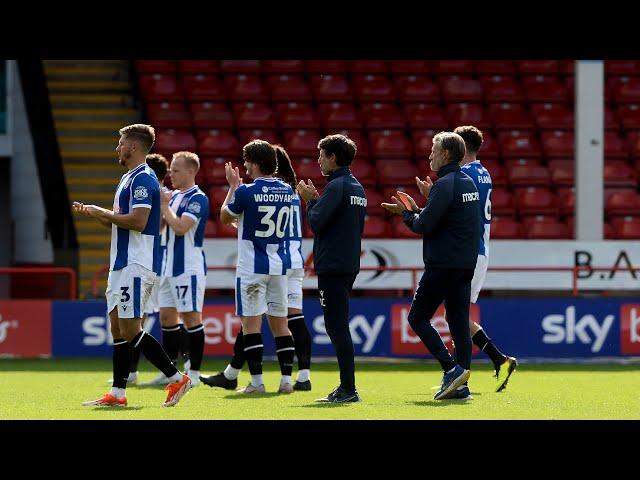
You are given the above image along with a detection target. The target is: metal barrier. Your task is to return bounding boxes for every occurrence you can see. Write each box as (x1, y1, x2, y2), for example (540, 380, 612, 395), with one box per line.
(90, 264, 640, 298)
(0, 267, 77, 300)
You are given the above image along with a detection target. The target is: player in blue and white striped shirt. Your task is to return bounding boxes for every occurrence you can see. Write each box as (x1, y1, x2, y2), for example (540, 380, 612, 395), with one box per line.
(455, 125, 518, 392)
(221, 140, 296, 394)
(201, 145, 313, 392)
(76, 124, 190, 408)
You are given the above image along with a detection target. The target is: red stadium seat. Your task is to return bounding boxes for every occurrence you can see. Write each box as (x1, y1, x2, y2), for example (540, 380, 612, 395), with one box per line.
(558, 188, 574, 215)
(310, 75, 353, 101)
(183, 75, 225, 101)
(508, 164, 551, 187)
(381, 186, 422, 204)
(391, 216, 420, 238)
(139, 74, 183, 101)
(439, 76, 483, 102)
(220, 60, 262, 74)
(502, 158, 542, 169)
(498, 130, 542, 158)
(238, 129, 280, 146)
(604, 132, 629, 159)
(524, 217, 570, 239)
(154, 129, 196, 155)
(541, 130, 574, 158)
(628, 132, 640, 159)
(480, 160, 507, 186)
(330, 130, 370, 159)
(475, 60, 516, 75)
(617, 104, 640, 131)
(612, 77, 640, 103)
(446, 103, 491, 130)
(361, 103, 406, 129)
(215, 218, 239, 238)
(491, 216, 524, 238)
(477, 133, 499, 159)
(606, 106, 621, 131)
(318, 103, 363, 130)
(177, 60, 219, 74)
(197, 130, 240, 157)
(490, 189, 516, 216)
(411, 129, 438, 158)
(350, 60, 388, 74)
(517, 60, 559, 75)
(389, 60, 431, 75)
(549, 159, 575, 187)
(136, 61, 176, 74)
(376, 160, 418, 186)
(263, 60, 305, 74)
(147, 102, 192, 129)
(404, 104, 446, 129)
(531, 103, 574, 129)
(605, 60, 640, 76)
(284, 130, 322, 157)
(481, 76, 525, 102)
(233, 103, 276, 129)
(523, 76, 568, 103)
(353, 75, 396, 102)
(606, 190, 640, 216)
(306, 60, 348, 74)
(204, 219, 216, 237)
(276, 103, 318, 129)
(363, 215, 391, 238)
(364, 189, 385, 215)
(295, 158, 325, 185)
(489, 103, 536, 130)
(267, 75, 312, 102)
(369, 130, 412, 158)
(604, 160, 637, 187)
(202, 157, 235, 186)
(612, 216, 640, 239)
(350, 162, 378, 187)
(434, 60, 474, 75)
(395, 76, 440, 103)
(225, 75, 269, 102)
(190, 102, 233, 129)
(515, 187, 559, 215)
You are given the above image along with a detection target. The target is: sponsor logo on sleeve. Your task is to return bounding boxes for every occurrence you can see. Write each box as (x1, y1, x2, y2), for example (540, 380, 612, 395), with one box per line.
(133, 186, 149, 200)
(188, 202, 201, 214)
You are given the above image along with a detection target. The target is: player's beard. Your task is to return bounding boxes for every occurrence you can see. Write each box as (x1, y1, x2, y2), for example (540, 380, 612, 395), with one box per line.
(118, 150, 130, 167)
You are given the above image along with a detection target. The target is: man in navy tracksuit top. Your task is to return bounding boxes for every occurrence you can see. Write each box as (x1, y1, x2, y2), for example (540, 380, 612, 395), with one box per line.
(297, 134, 366, 403)
(383, 131, 480, 400)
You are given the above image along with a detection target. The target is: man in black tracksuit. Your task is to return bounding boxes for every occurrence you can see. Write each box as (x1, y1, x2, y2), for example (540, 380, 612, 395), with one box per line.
(297, 134, 366, 403)
(383, 131, 480, 400)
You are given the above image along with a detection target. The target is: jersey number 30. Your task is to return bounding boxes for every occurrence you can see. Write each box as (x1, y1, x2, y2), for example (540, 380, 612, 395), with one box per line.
(255, 205, 291, 239)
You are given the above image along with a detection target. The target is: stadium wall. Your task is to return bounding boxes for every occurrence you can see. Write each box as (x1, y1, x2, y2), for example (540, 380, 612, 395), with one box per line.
(1, 298, 639, 359)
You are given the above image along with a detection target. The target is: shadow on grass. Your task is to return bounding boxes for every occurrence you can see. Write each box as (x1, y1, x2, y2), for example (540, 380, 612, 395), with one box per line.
(408, 400, 473, 407)
(295, 403, 353, 408)
(87, 406, 145, 411)
(222, 392, 281, 400)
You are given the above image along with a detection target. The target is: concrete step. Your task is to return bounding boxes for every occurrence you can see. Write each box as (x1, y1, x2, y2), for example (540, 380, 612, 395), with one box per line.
(68, 181, 118, 193)
(68, 191, 113, 204)
(48, 81, 131, 93)
(75, 220, 112, 235)
(55, 120, 126, 131)
(53, 108, 139, 123)
(80, 262, 111, 275)
(49, 94, 133, 108)
(45, 66, 128, 81)
(78, 233, 111, 248)
(44, 60, 128, 68)
(62, 151, 118, 160)
(64, 163, 123, 177)
(79, 248, 110, 262)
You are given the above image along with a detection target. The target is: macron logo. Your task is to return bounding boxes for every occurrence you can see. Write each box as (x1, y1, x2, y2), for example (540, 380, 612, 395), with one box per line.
(350, 196, 367, 207)
(462, 192, 479, 203)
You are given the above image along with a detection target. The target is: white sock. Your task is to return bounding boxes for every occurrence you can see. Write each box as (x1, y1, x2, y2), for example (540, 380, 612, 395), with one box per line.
(280, 375, 292, 385)
(111, 387, 126, 399)
(297, 369, 310, 382)
(188, 369, 200, 378)
(168, 372, 183, 383)
(251, 374, 263, 387)
(224, 365, 241, 380)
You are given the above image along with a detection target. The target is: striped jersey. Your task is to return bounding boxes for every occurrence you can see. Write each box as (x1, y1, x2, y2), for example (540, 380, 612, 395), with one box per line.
(225, 177, 293, 276)
(110, 162, 161, 273)
(163, 185, 209, 277)
(461, 160, 492, 257)
(289, 193, 304, 270)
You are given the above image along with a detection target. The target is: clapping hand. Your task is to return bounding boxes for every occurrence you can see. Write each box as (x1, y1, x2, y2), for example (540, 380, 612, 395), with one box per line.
(396, 191, 419, 211)
(225, 162, 242, 188)
(416, 176, 433, 198)
(296, 179, 320, 202)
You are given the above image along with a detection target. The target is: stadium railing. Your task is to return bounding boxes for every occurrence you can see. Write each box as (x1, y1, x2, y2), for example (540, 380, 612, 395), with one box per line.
(0, 267, 77, 300)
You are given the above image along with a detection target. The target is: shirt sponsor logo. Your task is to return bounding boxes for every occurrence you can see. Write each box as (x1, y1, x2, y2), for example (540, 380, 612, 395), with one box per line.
(134, 186, 149, 200)
(188, 202, 201, 214)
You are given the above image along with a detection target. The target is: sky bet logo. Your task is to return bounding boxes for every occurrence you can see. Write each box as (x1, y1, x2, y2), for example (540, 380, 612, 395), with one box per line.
(620, 304, 640, 354)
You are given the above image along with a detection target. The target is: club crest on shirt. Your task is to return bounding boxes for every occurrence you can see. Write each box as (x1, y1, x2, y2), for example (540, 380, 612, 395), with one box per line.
(262, 186, 269, 193)
(133, 186, 148, 200)
(188, 202, 201, 214)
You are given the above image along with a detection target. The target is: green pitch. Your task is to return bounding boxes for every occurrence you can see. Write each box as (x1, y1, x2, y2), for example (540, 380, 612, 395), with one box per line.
(1, 359, 638, 420)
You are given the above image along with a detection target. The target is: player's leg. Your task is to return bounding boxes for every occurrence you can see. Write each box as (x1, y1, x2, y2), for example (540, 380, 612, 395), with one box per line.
(406, 269, 468, 400)
(265, 274, 295, 393)
(200, 327, 243, 389)
(174, 273, 206, 386)
(287, 268, 312, 390)
(235, 274, 268, 394)
(468, 255, 518, 391)
(117, 266, 191, 406)
(178, 320, 190, 371)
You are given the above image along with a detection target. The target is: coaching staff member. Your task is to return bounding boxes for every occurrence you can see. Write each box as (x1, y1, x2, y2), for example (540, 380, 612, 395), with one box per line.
(297, 134, 366, 403)
(383, 131, 480, 400)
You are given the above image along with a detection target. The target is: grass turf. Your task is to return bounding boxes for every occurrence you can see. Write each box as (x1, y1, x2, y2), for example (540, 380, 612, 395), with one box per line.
(1, 359, 638, 420)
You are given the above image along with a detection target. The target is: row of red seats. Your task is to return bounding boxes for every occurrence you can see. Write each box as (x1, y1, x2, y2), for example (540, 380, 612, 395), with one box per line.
(146, 101, 640, 132)
(136, 60, 640, 77)
(153, 128, 640, 161)
(203, 213, 640, 240)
